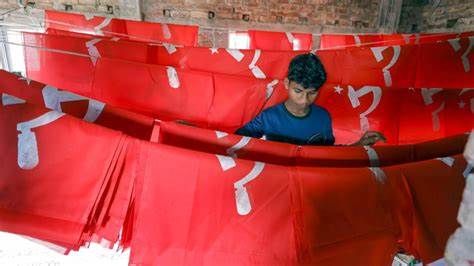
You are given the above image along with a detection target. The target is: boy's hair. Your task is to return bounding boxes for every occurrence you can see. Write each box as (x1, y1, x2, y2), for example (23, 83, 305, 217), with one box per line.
(287, 53, 327, 90)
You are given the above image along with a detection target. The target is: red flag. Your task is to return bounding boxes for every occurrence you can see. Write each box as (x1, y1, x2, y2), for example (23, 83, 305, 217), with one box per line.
(45, 10, 198, 46)
(130, 144, 296, 265)
(248, 30, 312, 51)
(0, 101, 128, 250)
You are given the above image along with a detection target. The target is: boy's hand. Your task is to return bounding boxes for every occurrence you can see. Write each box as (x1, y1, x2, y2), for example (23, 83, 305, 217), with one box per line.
(353, 131, 386, 146)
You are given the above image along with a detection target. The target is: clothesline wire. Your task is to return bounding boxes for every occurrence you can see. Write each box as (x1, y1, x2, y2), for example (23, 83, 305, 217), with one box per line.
(0, 37, 92, 58)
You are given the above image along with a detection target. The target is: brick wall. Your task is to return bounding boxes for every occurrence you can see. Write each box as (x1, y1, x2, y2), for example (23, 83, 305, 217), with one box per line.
(398, 0, 474, 33)
(142, 0, 382, 31)
(142, 0, 390, 47)
(0, 0, 124, 16)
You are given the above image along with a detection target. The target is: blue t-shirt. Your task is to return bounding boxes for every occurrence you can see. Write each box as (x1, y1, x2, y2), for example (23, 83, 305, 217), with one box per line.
(236, 103, 335, 145)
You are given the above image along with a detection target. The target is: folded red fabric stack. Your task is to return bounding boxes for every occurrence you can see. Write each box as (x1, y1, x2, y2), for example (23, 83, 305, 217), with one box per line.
(0, 101, 138, 253)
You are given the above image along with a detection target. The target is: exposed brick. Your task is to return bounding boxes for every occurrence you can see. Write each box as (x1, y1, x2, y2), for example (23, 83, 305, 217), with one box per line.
(141, 0, 382, 32)
(399, 0, 474, 33)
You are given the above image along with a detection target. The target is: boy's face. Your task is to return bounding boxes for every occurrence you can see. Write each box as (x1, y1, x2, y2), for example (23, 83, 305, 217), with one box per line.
(284, 79, 318, 109)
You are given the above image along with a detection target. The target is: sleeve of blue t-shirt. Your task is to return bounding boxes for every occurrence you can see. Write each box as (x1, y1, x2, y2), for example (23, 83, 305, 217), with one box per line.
(235, 112, 265, 138)
(324, 111, 336, 145)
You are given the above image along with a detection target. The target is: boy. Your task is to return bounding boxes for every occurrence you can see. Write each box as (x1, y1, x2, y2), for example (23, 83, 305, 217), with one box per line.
(236, 53, 385, 146)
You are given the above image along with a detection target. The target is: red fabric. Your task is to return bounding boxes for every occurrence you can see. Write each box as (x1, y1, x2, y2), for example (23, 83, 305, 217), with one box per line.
(320, 32, 474, 49)
(316, 84, 402, 144)
(24, 34, 95, 94)
(395, 154, 468, 263)
(44, 10, 126, 38)
(0, 100, 467, 264)
(129, 143, 400, 265)
(321, 34, 385, 49)
(45, 10, 198, 46)
(125, 20, 198, 46)
(22, 30, 474, 89)
(325, 44, 418, 89)
(157, 121, 297, 165)
(130, 144, 296, 265)
(413, 131, 471, 160)
(416, 38, 474, 88)
(398, 88, 474, 144)
(0, 70, 154, 139)
(130, 141, 467, 265)
(21, 32, 472, 142)
(0, 101, 128, 249)
(295, 166, 401, 265)
(23, 36, 278, 130)
(317, 86, 472, 144)
(23, 31, 302, 80)
(154, 46, 303, 80)
(87, 138, 140, 247)
(92, 58, 215, 124)
(156, 120, 467, 167)
(248, 30, 312, 51)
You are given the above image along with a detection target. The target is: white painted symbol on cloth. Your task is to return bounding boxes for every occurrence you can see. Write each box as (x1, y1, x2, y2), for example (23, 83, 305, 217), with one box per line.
(347, 85, 382, 131)
(42, 86, 105, 122)
(85, 38, 101, 66)
(285, 32, 301, 50)
(2, 94, 26, 106)
(249, 50, 266, 79)
(226, 137, 251, 158)
(215, 134, 261, 215)
(215, 131, 228, 139)
(285, 32, 296, 44)
(364, 146, 387, 183)
(233, 162, 265, 215)
(421, 88, 445, 131)
(353, 34, 361, 46)
(18, 76, 31, 85)
(214, 133, 252, 159)
(402, 34, 410, 44)
(414, 34, 420, 44)
(166, 66, 180, 89)
(216, 154, 236, 171)
(334, 85, 344, 95)
(436, 156, 455, 167)
(448, 37, 474, 73)
(402, 34, 420, 45)
(162, 24, 172, 40)
(83, 13, 94, 20)
(371, 45, 401, 87)
(162, 43, 177, 54)
(459, 88, 474, 113)
(94, 17, 112, 35)
(17, 111, 65, 169)
(266, 80, 279, 101)
(226, 49, 245, 62)
(215, 154, 265, 216)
